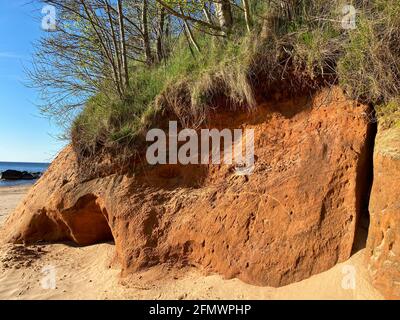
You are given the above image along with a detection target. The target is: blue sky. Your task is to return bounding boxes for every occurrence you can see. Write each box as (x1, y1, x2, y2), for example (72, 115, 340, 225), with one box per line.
(0, 0, 65, 163)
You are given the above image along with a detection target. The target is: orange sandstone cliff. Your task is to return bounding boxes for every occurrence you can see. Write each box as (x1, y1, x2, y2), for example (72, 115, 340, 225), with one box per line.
(1, 87, 376, 287)
(366, 127, 400, 299)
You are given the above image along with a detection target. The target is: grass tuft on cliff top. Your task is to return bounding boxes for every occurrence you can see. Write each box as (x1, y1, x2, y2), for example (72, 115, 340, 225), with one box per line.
(71, 0, 400, 160)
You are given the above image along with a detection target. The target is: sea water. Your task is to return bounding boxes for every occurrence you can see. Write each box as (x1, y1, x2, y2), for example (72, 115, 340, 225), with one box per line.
(0, 162, 49, 187)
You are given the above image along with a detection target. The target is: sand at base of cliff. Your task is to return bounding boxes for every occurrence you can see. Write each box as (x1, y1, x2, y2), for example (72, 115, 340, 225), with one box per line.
(0, 185, 30, 225)
(0, 186, 384, 300)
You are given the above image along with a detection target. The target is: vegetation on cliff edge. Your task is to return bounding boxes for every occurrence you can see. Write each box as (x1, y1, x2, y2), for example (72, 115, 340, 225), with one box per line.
(29, 0, 400, 162)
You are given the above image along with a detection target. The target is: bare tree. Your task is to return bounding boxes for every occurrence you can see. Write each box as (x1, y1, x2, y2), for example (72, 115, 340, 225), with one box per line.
(30, 0, 257, 126)
(31, 0, 149, 119)
(180, 5, 201, 53)
(155, 0, 222, 32)
(242, 0, 253, 32)
(214, 0, 233, 34)
(156, 5, 166, 62)
(117, 0, 130, 89)
(141, 0, 153, 64)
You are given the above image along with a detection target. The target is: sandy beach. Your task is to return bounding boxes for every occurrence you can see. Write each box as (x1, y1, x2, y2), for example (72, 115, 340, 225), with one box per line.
(0, 186, 384, 300)
(0, 185, 30, 225)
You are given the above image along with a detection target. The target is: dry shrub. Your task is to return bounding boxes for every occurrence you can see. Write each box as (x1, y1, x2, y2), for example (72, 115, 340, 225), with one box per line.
(338, 16, 400, 104)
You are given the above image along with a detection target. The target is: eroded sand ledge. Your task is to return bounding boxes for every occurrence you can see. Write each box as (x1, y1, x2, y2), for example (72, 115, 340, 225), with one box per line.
(0, 188, 382, 299)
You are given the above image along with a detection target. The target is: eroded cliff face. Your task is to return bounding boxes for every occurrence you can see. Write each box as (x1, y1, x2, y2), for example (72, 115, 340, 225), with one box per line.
(0, 87, 375, 287)
(366, 127, 400, 299)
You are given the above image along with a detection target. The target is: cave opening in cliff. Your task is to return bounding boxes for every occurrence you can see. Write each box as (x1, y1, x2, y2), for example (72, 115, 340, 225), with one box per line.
(64, 194, 114, 246)
(352, 112, 378, 254)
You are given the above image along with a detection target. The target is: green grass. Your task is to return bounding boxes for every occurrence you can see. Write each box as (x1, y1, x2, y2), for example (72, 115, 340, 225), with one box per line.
(375, 126, 400, 160)
(72, 0, 400, 159)
(376, 98, 400, 130)
(72, 33, 253, 155)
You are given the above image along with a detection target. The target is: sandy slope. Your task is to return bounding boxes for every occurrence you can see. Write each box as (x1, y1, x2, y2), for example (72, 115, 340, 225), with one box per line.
(0, 186, 384, 300)
(0, 185, 28, 225)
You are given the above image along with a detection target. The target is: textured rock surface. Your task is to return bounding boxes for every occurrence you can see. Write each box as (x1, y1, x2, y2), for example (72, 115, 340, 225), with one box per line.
(1, 87, 374, 287)
(366, 127, 400, 299)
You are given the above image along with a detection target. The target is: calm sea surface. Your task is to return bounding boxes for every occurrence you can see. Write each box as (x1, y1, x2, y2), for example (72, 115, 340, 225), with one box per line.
(0, 162, 50, 187)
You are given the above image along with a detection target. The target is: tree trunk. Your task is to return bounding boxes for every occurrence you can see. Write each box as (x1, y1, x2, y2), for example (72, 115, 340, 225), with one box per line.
(203, 2, 213, 25)
(242, 0, 252, 32)
(104, 0, 123, 91)
(214, 0, 233, 34)
(142, 0, 153, 65)
(117, 0, 129, 90)
(80, 0, 123, 98)
(180, 7, 201, 53)
(156, 6, 166, 63)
